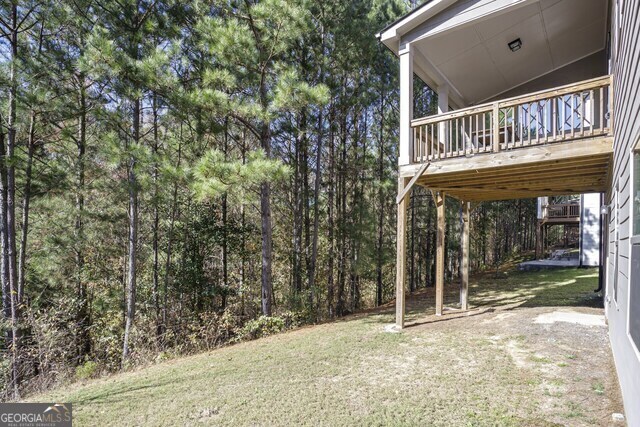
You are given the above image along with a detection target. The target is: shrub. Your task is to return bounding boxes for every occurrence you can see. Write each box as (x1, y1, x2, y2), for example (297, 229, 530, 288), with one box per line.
(237, 316, 286, 341)
(75, 361, 99, 381)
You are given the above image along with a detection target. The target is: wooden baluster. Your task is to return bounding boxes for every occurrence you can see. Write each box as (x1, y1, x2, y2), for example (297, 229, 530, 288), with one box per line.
(589, 89, 594, 136)
(475, 114, 479, 154)
(419, 125, 422, 161)
(511, 106, 515, 147)
(414, 126, 418, 162)
(527, 104, 531, 146)
(426, 124, 433, 160)
(482, 112, 486, 152)
(437, 122, 441, 159)
(461, 117, 465, 156)
(518, 105, 523, 147)
(437, 122, 440, 158)
(503, 107, 508, 149)
(425, 123, 429, 160)
(544, 100, 549, 143)
(535, 102, 540, 145)
(420, 125, 424, 161)
(571, 94, 576, 139)
(599, 86, 604, 133)
(423, 124, 427, 160)
(492, 104, 500, 153)
(468, 115, 472, 155)
(448, 118, 452, 157)
(580, 92, 585, 136)
(413, 127, 419, 163)
(455, 117, 460, 157)
(561, 95, 566, 140)
(418, 126, 422, 160)
(552, 97, 557, 141)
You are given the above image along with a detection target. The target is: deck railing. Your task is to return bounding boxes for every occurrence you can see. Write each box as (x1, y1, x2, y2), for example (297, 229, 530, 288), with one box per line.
(410, 75, 613, 163)
(544, 203, 581, 219)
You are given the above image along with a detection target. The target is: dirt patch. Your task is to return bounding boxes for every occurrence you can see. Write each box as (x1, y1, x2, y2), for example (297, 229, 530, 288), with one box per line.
(534, 310, 606, 326)
(400, 269, 624, 426)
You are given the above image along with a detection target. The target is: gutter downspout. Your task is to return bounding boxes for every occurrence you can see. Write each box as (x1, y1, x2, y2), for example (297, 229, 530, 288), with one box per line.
(579, 194, 584, 268)
(595, 192, 605, 293)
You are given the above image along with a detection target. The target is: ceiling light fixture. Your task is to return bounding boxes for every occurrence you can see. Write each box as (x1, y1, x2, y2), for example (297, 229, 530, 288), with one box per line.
(508, 38, 522, 52)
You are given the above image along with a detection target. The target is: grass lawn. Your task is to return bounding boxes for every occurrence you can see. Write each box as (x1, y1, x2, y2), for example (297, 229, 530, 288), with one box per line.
(32, 268, 624, 426)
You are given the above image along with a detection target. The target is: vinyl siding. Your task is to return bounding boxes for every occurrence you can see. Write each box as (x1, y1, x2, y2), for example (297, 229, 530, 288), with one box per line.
(607, 0, 640, 424)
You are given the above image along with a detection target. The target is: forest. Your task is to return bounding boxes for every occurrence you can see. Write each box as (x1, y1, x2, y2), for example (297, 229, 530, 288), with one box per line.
(0, 0, 538, 400)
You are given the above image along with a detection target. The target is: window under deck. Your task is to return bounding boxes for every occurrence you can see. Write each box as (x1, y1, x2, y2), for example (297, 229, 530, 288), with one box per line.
(402, 75, 614, 202)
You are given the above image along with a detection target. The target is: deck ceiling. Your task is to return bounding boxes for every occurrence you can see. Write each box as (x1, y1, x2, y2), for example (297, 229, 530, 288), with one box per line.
(413, 0, 608, 105)
(411, 137, 613, 202)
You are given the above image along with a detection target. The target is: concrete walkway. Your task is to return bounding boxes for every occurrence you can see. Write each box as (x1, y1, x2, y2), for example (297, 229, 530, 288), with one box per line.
(518, 259, 580, 271)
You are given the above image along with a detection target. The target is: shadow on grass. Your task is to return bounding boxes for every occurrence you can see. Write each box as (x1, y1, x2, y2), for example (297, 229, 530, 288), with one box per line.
(348, 268, 602, 327)
(69, 378, 177, 406)
(404, 307, 496, 328)
(471, 268, 602, 310)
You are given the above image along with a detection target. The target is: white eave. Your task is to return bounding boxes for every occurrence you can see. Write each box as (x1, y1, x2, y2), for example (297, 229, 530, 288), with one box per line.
(375, 0, 458, 54)
(376, 0, 609, 107)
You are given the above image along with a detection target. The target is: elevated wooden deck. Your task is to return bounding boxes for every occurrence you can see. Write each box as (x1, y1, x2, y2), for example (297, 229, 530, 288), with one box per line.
(541, 202, 581, 224)
(401, 76, 613, 202)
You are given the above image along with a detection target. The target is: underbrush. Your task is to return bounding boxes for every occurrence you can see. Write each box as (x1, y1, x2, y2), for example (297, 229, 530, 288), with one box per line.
(2, 304, 306, 401)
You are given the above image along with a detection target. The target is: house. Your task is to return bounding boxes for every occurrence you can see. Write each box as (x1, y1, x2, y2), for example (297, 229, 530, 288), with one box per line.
(535, 194, 601, 267)
(377, 0, 639, 424)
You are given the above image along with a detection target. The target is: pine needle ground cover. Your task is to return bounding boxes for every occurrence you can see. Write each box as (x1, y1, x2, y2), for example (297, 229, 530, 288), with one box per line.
(33, 268, 623, 426)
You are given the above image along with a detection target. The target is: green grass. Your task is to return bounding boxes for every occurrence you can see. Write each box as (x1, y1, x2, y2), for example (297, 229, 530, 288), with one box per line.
(31, 268, 609, 426)
(592, 381, 605, 395)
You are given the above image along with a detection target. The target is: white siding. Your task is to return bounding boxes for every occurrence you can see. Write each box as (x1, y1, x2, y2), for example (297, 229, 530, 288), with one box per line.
(581, 193, 601, 266)
(607, 0, 640, 424)
(537, 197, 546, 219)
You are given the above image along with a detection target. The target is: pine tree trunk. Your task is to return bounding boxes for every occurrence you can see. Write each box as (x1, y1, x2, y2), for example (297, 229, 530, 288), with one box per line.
(0, 122, 11, 370)
(327, 110, 335, 317)
(122, 97, 140, 367)
(292, 117, 303, 296)
(163, 136, 182, 340)
(221, 118, 229, 311)
(301, 111, 312, 306)
(260, 85, 273, 316)
(308, 108, 323, 315)
(152, 93, 161, 344)
(17, 112, 35, 305)
(336, 111, 347, 316)
(376, 85, 385, 306)
(308, 25, 326, 316)
(6, 2, 20, 398)
(75, 74, 91, 360)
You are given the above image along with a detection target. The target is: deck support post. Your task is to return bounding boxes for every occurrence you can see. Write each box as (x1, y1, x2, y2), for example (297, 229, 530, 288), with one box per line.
(399, 43, 413, 166)
(461, 201, 470, 311)
(395, 177, 410, 329)
(536, 220, 543, 259)
(432, 190, 445, 316)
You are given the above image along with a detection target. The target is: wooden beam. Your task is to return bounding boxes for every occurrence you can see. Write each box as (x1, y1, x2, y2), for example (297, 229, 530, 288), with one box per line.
(431, 190, 445, 316)
(396, 162, 430, 204)
(440, 188, 607, 202)
(408, 151, 610, 181)
(461, 201, 470, 311)
(395, 177, 409, 329)
(398, 136, 613, 178)
(421, 162, 610, 188)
